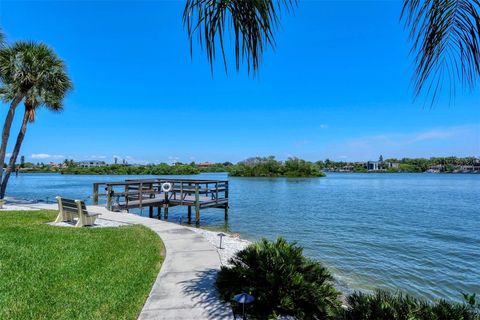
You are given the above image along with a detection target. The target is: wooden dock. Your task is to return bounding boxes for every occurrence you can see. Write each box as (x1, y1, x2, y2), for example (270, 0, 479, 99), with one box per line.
(92, 179, 229, 224)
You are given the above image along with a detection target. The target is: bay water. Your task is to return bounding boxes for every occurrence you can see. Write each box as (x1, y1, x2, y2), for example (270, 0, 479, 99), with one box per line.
(5, 172, 479, 302)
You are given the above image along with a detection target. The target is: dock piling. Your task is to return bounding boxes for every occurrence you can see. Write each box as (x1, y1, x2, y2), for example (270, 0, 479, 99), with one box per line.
(93, 184, 99, 205)
(195, 185, 200, 224)
(164, 204, 169, 219)
(106, 185, 112, 210)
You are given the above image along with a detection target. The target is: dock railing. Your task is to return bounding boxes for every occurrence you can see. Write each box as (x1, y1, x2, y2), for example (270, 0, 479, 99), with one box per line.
(92, 178, 229, 223)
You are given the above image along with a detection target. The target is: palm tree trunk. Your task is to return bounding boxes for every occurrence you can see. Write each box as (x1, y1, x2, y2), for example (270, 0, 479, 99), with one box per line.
(0, 95, 23, 195)
(0, 109, 28, 199)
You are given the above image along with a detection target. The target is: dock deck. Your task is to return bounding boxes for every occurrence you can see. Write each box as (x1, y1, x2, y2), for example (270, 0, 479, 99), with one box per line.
(93, 179, 229, 224)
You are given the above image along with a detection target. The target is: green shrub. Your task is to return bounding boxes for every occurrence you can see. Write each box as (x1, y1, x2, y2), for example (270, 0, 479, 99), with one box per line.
(228, 156, 325, 177)
(215, 237, 340, 319)
(60, 163, 200, 175)
(398, 163, 421, 172)
(342, 290, 479, 320)
(216, 239, 479, 320)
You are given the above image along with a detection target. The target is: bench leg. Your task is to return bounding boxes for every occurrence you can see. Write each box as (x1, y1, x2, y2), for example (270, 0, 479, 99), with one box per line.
(55, 197, 65, 222)
(90, 216, 98, 225)
(75, 214, 98, 227)
(86, 216, 97, 226)
(75, 214, 85, 227)
(55, 210, 74, 222)
(54, 211, 64, 223)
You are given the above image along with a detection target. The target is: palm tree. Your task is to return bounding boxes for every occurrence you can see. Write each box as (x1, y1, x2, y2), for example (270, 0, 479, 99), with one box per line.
(0, 42, 72, 198)
(0, 91, 68, 197)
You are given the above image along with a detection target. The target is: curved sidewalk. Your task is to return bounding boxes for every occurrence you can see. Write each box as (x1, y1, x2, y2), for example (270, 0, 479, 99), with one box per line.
(31, 203, 233, 320)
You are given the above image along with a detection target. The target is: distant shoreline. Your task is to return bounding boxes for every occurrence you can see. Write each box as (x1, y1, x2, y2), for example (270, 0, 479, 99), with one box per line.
(13, 171, 480, 176)
(15, 156, 480, 176)
(324, 170, 480, 174)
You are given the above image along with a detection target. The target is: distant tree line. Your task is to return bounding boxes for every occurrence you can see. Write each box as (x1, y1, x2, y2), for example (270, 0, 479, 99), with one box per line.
(14, 156, 480, 176)
(387, 157, 479, 172)
(57, 157, 325, 177)
(60, 163, 200, 175)
(318, 156, 479, 173)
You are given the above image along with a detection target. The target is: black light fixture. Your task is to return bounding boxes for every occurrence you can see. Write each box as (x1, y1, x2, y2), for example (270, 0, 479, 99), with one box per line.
(233, 292, 254, 319)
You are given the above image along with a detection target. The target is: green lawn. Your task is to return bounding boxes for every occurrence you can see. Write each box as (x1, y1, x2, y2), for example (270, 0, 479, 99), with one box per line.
(0, 210, 164, 320)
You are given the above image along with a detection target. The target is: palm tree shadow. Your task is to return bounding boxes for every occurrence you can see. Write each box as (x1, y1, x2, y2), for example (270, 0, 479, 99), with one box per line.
(180, 268, 233, 319)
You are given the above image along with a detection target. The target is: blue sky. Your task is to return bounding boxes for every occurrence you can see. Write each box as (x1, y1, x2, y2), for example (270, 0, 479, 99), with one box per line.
(1, 1, 479, 164)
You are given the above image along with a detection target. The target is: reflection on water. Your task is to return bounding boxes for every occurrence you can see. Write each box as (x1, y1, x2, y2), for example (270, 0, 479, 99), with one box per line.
(6, 172, 480, 302)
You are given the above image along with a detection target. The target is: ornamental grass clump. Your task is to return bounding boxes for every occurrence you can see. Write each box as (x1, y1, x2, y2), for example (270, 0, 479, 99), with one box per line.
(215, 237, 341, 319)
(342, 290, 479, 320)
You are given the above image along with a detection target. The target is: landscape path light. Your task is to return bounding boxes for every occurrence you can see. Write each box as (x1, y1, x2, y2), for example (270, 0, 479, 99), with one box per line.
(233, 292, 254, 320)
(217, 232, 226, 249)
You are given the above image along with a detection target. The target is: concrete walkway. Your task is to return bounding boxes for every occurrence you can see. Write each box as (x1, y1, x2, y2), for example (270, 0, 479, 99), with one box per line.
(28, 203, 233, 320)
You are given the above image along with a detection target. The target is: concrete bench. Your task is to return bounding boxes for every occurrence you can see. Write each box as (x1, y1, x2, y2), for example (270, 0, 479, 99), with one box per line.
(55, 197, 101, 227)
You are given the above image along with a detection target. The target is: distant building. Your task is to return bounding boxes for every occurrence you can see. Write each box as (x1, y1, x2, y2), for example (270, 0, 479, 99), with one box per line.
(76, 160, 106, 168)
(428, 165, 444, 173)
(366, 161, 379, 171)
(460, 165, 480, 172)
(385, 162, 400, 169)
(48, 162, 67, 169)
(365, 160, 399, 171)
(340, 165, 354, 172)
(196, 162, 215, 168)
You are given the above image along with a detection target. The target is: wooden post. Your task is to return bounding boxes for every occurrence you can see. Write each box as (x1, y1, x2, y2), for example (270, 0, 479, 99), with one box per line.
(225, 181, 229, 199)
(125, 184, 129, 208)
(224, 181, 229, 220)
(93, 184, 99, 205)
(106, 185, 112, 211)
(139, 183, 143, 209)
(157, 206, 162, 219)
(164, 204, 169, 219)
(163, 185, 169, 219)
(195, 184, 200, 224)
(187, 206, 192, 223)
(180, 182, 183, 205)
(149, 206, 153, 218)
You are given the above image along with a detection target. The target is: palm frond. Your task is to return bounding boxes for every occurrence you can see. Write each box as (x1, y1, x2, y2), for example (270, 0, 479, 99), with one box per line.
(0, 41, 73, 104)
(0, 27, 5, 48)
(183, 0, 296, 74)
(401, 0, 480, 105)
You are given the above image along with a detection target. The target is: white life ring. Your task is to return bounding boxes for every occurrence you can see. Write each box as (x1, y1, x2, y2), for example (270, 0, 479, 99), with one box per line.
(161, 182, 172, 193)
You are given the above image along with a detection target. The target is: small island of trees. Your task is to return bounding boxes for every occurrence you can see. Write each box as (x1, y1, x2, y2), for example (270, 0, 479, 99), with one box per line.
(228, 156, 325, 177)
